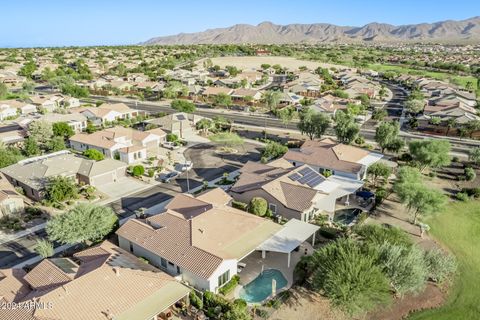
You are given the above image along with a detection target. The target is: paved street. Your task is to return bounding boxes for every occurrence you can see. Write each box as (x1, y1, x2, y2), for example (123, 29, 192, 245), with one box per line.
(0, 142, 261, 268)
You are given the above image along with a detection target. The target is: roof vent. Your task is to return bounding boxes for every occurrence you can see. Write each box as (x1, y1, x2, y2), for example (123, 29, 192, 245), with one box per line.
(198, 228, 204, 234)
(113, 266, 120, 276)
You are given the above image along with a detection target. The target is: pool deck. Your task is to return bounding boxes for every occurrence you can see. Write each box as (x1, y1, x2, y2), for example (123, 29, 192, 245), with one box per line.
(232, 241, 314, 303)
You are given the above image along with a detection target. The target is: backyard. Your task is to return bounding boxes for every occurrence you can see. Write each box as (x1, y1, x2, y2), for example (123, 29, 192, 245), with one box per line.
(408, 200, 480, 320)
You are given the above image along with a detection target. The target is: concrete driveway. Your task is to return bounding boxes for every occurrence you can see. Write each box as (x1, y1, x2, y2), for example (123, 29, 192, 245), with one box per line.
(96, 177, 150, 200)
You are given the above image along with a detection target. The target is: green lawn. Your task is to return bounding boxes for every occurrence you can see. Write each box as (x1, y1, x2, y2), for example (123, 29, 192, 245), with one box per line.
(408, 201, 480, 320)
(368, 63, 478, 90)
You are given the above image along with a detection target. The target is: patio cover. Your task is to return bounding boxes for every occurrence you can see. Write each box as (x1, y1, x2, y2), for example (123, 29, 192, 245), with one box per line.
(257, 219, 320, 253)
(315, 175, 365, 213)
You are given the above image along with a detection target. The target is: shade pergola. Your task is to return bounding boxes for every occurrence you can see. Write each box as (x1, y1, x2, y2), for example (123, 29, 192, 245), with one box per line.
(257, 219, 320, 267)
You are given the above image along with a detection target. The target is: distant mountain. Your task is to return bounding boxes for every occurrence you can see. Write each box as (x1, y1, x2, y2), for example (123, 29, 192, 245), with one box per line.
(142, 17, 480, 45)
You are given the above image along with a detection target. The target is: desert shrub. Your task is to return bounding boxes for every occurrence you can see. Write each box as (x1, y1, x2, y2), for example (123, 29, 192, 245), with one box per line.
(309, 239, 391, 315)
(354, 224, 412, 247)
(132, 165, 145, 177)
(232, 200, 248, 211)
(249, 197, 268, 216)
(464, 167, 476, 181)
(423, 249, 457, 283)
(456, 192, 470, 202)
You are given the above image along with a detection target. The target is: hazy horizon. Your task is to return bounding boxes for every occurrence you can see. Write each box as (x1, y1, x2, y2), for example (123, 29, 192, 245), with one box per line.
(1, 0, 479, 48)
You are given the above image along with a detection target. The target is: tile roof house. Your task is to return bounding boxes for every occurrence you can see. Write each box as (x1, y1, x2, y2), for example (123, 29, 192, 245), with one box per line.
(0, 151, 127, 201)
(144, 112, 201, 139)
(0, 241, 190, 320)
(117, 188, 283, 292)
(283, 138, 383, 180)
(0, 100, 37, 116)
(80, 103, 140, 125)
(70, 126, 164, 163)
(0, 173, 24, 218)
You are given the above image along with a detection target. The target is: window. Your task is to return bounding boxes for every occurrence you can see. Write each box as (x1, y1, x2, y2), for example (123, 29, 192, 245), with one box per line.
(160, 258, 167, 268)
(129, 242, 133, 253)
(218, 270, 230, 287)
(269, 203, 277, 214)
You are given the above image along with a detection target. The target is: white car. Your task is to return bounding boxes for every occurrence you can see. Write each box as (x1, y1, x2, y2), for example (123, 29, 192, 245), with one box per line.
(179, 161, 193, 172)
(162, 141, 180, 150)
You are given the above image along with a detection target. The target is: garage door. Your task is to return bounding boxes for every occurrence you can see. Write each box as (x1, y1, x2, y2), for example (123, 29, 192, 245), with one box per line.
(91, 172, 115, 186)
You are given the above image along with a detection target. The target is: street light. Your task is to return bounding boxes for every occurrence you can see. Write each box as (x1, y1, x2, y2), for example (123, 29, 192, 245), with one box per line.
(185, 159, 190, 192)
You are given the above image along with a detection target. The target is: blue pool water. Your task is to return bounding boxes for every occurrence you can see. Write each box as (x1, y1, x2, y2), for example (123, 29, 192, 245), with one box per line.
(239, 269, 288, 303)
(333, 208, 362, 225)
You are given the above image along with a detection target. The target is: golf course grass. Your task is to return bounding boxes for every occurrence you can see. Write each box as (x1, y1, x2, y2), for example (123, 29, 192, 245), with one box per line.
(408, 201, 480, 320)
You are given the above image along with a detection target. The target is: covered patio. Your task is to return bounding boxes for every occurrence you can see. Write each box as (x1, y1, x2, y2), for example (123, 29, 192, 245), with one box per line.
(235, 219, 320, 300)
(257, 219, 320, 268)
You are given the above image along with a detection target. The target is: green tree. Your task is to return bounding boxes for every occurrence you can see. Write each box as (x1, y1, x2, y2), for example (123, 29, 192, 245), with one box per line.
(376, 243, 428, 296)
(262, 91, 282, 111)
(34, 239, 54, 258)
(249, 197, 268, 217)
(276, 107, 295, 127)
(28, 120, 53, 148)
(332, 89, 349, 99)
(444, 118, 457, 136)
(375, 122, 405, 153)
(262, 141, 288, 160)
(367, 162, 392, 186)
(24, 137, 40, 156)
(409, 186, 447, 224)
(171, 99, 196, 113)
(309, 239, 391, 315)
(52, 122, 74, 138)
(47, 136, 66, 152)
(213, 93, 232, 108)
(334, 110, 359, 144)
(46, 204, 118, 245)
(405, 99, 424, 114)
(0, 146, 24, 168)
(408, 139, 451, 172)
(132, 165, 145, 177)
(195, 118, 213, 134)
(297, 108, 331, 140)
(45, 176, 79, 203)
(18, 60, 37, 78)
(83, 149, 105, 161)
(468, 147, 480, 165)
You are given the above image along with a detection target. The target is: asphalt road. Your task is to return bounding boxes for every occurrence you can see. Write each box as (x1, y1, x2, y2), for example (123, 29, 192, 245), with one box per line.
(0, 142, 261, 268)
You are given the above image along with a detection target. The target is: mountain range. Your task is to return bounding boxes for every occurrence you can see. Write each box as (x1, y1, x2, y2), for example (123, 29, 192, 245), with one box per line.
(142, 17, 480, 45)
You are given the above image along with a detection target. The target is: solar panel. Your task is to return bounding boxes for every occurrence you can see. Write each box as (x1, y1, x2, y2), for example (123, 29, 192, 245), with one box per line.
(288, 173, 301, 181)
(298, 167, 312, 176)
(307, 176, 324, 188)
(51, 258, 79, 274)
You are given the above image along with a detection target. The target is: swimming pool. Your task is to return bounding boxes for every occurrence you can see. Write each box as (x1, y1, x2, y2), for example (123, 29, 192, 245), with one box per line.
(334, 208, 362, 225)
(239, 269, 288, 303)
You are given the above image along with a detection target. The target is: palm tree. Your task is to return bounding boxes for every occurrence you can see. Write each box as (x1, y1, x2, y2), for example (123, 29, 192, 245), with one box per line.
(445, 118, 456, 136)
(262, 91, 282, 111)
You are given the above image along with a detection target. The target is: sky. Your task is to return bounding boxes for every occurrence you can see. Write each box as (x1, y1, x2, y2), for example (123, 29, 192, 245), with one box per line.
(1, 0, 479, 47)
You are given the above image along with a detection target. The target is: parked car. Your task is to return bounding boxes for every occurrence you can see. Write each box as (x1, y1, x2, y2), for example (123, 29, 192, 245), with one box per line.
(179, 161, 193, 172)
(162, 141, 180, 150)
(161, 171, 179, 183)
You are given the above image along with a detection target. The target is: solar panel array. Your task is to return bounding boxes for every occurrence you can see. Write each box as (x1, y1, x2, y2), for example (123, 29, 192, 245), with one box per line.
(289, 167, 325, 188)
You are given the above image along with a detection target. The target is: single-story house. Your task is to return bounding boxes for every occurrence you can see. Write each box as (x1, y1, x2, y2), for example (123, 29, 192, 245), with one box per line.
(70, 126, 164, 163)
(0, 241, 190, 320)
(80, 103, 140, 125)
(0, 100, 37, 115)
(0, 173, 24, 218)
(117, 188, 284, 293)
(0, 151, 127, 201)
(144, 112, 201, 139)
(283, 138, 383, 180)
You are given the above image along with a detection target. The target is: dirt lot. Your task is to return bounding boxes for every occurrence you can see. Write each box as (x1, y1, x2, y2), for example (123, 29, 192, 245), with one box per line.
(201, 56, 345, 71)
